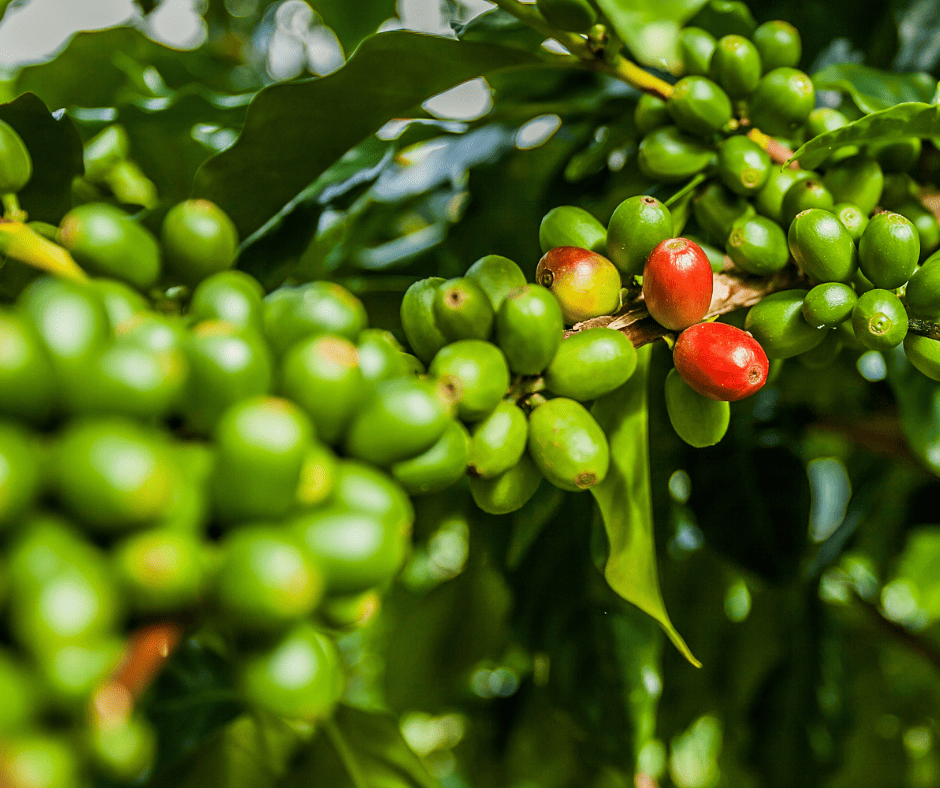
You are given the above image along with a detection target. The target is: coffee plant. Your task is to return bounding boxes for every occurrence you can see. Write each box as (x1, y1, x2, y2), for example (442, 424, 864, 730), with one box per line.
(3, 0, 940, 785)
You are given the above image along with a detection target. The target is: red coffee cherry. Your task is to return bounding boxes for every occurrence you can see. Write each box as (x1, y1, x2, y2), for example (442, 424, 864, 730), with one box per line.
(673, 322, 769, 401)
(536, 246, 622, 326)
(642, 237, 714, 331)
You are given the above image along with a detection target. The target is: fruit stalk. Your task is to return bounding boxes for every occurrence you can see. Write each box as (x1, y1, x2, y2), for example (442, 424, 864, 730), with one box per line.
(0, 218, 87, 282)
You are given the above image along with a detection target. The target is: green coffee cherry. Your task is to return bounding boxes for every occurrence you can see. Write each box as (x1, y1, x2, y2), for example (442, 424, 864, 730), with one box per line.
(852, 289, 908, 350)
(717, 135, 771, 195)
(634, 93, 671, 135)
(113, 529, 206, 613)
(161, 199, 239, 287)
(754, 167, 813, 224)
(753, 20, 801, 71)
(709, 35, 762, 99)
(1, 736, 80, 788)
(904, 334, 940, 381)
(905, 252, 940, 319)
(85, 714, 156, 783)
(434, 277, 495, 342)
(678, 27, 717, 76)
(802, 282, 857, 328)
(536, 0, 596, 32)
(465, 255, 527, 312)
(664, 368, 730, 447)
(787, 208, 857, 283)
(281, 334, 365, 445)
(495, 284, 564, 374)
(821, 156, 884, 216)
(544, 328, 637, 401)
(867, 137, 922, 173)
(528, 397, 609, 491)
(355, 329, 405, 386)
(0, 422, 41, 528)
(400, 277, 447, 363)
(390, 420, 469, 495)
(606, 195, 673, 277)
(726, 214, 789, 275)
(90, 278, 148, 330)
(467, 401, 528, 478)
(693, 181, 754, 245)
(802, 108, 857, 163)
(832, 203, 869, 242)
(429, 339, 510, 422)
(780, 178, 834, 226)
(57, 204, 160, 290)
(858, 211, 919, 289)
(295, 442, 336, 510)
(881, 172, 920, 209)
(0, 120, 31, 195)
(747, 68, 815, 136)
(330, 460, 413, 533)
(539, 206, 606, 255)
(344, 377, 450, 466)
(0, 650, 39, 734)
(536, 247, 621, 326)
(239, 623, 342, 719)
(667, 76, 733, 137)
(797, 330, 842, 369)
(688, 0, 756, 38)
(893, 201, 940, 261)
(637, 126, 717, 183)
(469, 453, 543, 515)
(744, 289, 828, 358)
(216, 525, 322, 631)
(188, 270, 264, 332)
(41, 636, 123, 709)
(0, 309, 55, 424)
(263, 281, 368, 354)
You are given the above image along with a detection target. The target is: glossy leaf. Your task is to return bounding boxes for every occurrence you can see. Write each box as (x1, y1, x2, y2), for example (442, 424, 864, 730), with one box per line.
(453, 8, 548, 54)
(812, 63, 935, 114)
(309, 0, 397, 54)
(590, 344, 700, 667)
(596, 0, 709, 71)
(788, 101, 940, 170)
(886, 346, 940, 477)
(0, 92, 84, 224)
(193, 31, 540, 238)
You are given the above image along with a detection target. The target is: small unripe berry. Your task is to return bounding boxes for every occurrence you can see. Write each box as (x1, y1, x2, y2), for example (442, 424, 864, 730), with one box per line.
(536, 246, 621, 326)
(673, 322, 769, 401)
(642, 237, 713, 331)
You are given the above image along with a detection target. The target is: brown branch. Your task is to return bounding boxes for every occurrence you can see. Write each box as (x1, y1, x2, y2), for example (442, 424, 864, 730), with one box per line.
(855, 593, 940, 671)
(909, 318, 940, 340)
(746, 128, 800, 168)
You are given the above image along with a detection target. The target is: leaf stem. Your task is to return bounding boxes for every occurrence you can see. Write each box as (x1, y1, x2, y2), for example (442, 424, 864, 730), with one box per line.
(324, 718, 370, 788)
(2, 193, 26, 223)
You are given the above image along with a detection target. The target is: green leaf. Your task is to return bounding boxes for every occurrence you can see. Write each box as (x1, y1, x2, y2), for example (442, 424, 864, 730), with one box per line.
(886, 346, 940, 477)
(0, 93, 84, 225)
(309, 0, 397, 54)
(596, 0, 709, 71)
(590, 345, 700, 667)
(787, 101, 940, 170)
(193, 31, 540, 238)
(283, 706, 435, 788)
(812, 63, 935, 114)
(453, 8, 548, 55)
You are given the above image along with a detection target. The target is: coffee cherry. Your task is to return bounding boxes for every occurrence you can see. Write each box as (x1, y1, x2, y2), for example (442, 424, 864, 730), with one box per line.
(0, 650, 38, 734)
(634, 93, 671, 135)
(802, 282, 857, 328)
(467, 401, 528, 478)
(858, 212, 919, 289)
(536, 246, 621, 326)
(787, 208, 857, 283)
(161, 199, 239, 287)
(893, 200, 940, 260)
(469, 452, 542, 514)
(0, 309, 56, 424)
(188, 270, 264, 332)
(673, 322, 768, 400)
(745, 289, 828, 358)
(400, 277, 448, 363)
(754, 167, 813, 224)
(434, 277, 495, 342)
(495, 284, 564, 375)
(263, 281, 367, 354)
(642, 237, 713, 331)
(90, 278, 148, 330)
(544, 327, 638, 400)
(881, 172, 920, 209)
(0, 119, 32, 194)
(390, 420, 470, 495)
(357, 329, 406, 386)
(0, 422, 41, 528)
(536, 0, 596, 32)
(797, 330, 843, 369)
(637, 126, 717, 183)
(113, 529, 206, 613)
(803, 108, 857, 164)
(904, 334, 940, 381)
(726, 214, 789, 275)
(867, 137, 922, 172)
(753, 20, 801, 71)
(0, 736, 79, 788)
(821, 155, 884, 216)
(664, 367, 730, 446)
(831, 203, 869, 242)
(780, 177, 834, 226)
(747, 67, 814, 135)
(667, 76, 733, 137)
(465, 255, 527, 312)
(606, 195, 674, 276)
(330, 460, 413, 533)
(539, 206, 607, 255)
(678, 27, 717, 76)
(717, 135, 771, 195)
(694, 181, 754, 245)
(85, 714, 156, 783)
(852, 289, 908, 351)
(430, 339, 509, 422)
(905, 251, 940, 319)
(709, 35, 762, 99)
(528, 397, 609, 491)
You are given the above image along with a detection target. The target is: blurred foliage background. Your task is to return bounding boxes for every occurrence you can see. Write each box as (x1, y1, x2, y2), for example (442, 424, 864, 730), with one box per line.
(4, 0, 940, 785)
